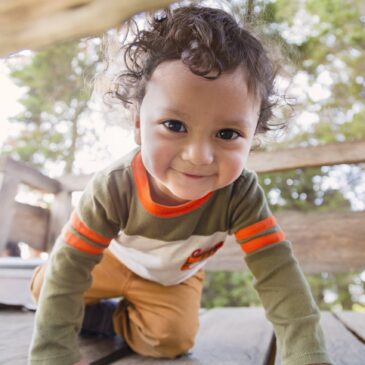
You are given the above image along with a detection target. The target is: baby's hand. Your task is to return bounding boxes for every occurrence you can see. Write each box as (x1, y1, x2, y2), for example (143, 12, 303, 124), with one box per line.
(72, 360, 89, 365)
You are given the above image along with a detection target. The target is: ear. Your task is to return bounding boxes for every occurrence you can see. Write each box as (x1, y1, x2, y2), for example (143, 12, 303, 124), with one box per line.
(134, 116, 141, 145)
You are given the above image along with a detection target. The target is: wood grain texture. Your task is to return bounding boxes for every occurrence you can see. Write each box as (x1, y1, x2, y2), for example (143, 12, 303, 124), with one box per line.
(82, 307, 274, 365)
(46, 191, 72, 251)
(0, 0, 175, 56)
(0, 310, 35, 365)
(12, 202, 365, 273)
(318, 312, 365, 365)
(0, 156, 60, 193)
(205, 210, 365, 274)
(9, 202, 50, 251)
(275, 311, 365, 365)
(2, 309, 365, 365)
(58, 172, 93, 192)
(247, 140, 365, 173)
(277, 210, 365, 273)
(334, 311, 365, 342)
(0, 174, 19, 253)
(58, 140, 365, 191)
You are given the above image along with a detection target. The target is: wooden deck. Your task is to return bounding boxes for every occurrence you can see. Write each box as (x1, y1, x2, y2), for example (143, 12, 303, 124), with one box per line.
(1, 306, 365, 365)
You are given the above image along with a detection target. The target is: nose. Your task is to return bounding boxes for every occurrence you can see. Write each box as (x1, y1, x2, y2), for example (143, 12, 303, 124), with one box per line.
(181, 139, 214, 166)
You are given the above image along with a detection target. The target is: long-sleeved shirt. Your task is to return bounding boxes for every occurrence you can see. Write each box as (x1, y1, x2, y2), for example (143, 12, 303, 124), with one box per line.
(30, 148, 331, 365)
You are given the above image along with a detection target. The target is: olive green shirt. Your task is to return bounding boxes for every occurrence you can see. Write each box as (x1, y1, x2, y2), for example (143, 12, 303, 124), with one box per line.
(30, 149, 331, 365)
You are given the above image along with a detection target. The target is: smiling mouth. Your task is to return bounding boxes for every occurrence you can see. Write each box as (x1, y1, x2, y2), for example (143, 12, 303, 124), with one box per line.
(172, 167, 213, 179)
(184, 173, 205, 179)
(180, 172, 212, 179)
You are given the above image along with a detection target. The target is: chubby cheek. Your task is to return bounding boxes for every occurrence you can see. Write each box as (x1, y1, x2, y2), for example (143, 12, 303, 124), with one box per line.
(140, 140, 174, 179)
(220, 152, 248, 186)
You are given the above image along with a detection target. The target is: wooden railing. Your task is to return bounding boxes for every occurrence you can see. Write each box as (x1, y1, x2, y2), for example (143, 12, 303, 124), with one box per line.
(0, 157, 71, 253)
(1, 140, 365, 273)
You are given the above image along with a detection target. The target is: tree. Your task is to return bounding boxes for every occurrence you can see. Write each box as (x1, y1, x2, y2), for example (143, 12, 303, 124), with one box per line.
(3, 39, 101, 174)
(202, 0, 365, 311)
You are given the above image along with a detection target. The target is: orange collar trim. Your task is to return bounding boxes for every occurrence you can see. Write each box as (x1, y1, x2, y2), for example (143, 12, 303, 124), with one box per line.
(131, 152, 213, 218)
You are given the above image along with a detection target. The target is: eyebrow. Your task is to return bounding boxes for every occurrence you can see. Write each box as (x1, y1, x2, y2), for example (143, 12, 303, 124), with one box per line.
(221, 118, 252, 128)
(162, 107, 191, 119)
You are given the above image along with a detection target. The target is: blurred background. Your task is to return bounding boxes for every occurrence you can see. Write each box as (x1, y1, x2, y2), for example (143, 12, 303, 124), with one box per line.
(0, 0, 364, 311)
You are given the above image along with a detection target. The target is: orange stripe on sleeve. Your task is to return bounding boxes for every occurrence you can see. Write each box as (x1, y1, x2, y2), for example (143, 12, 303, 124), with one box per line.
(240, 231, 285, 254)
(63, 229, 105, 255)
(234, 216, 277, 241)
(71, 211, 112, 246)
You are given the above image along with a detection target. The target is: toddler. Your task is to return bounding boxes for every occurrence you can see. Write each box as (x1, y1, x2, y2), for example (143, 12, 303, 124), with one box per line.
(30, 4, 331, 365)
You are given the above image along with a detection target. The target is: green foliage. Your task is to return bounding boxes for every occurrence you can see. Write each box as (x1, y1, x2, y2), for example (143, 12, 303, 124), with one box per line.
(201, 0, 365, 310)
(202, 272, 261, 308)
(2, 0, 363, 310)
(3, 39, 101, 173)
(307, 272, 365, 311)
(259, 168, 351, 213)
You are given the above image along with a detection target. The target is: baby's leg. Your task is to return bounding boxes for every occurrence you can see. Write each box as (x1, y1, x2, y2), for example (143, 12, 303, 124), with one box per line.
(29, 249, 127, 304)
(113, 269, 204, 359)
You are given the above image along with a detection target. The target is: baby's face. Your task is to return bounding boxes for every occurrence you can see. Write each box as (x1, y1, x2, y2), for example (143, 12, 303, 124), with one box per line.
(134, 60, 260, 205)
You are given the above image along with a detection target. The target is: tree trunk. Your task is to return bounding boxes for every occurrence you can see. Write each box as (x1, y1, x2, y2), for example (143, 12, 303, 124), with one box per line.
(64, 104, 86, 174)
(245, 0, 255, 23)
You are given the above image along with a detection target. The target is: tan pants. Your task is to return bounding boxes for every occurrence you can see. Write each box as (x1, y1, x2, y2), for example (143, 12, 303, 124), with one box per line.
(30, 249, 204, 358)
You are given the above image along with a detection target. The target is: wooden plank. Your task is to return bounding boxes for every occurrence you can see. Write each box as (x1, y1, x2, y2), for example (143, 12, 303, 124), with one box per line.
(275, 311, 365, 365)
(334, 311, 365, 342)
(277, 210, 365, 273)
(247, 140, 365, 173)
(80, 336, 133, 364)
(58, 173, 92, 192)
(0, 307, 273, 365)
(0, 310, 35, 365)
(9, 202, 50, 251)
(0, 156, 61, 193)
(46, 191, 72, 251)
(315, 311, 365, 364)
(58, 141, 365, 192)
(85, 307, 274, 364)
(0, 174, 19, 253)
(188, 307, 273, 365)
(0, 0, 175, 57)
(205, 210, 365, 273)
(4, 309, 365, 365)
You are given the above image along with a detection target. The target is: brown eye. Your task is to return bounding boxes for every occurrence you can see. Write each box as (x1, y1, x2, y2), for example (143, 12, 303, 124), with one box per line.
(163, 120, 187, 132)
(217, 129, 240, 140)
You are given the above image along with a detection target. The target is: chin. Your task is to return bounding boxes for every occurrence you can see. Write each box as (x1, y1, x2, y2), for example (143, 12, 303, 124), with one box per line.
(172, 189, 209, 202)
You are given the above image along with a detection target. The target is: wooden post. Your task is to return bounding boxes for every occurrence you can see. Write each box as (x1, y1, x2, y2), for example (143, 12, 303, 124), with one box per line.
(0, 174, 20, 253)
(46, 191, 73, 252)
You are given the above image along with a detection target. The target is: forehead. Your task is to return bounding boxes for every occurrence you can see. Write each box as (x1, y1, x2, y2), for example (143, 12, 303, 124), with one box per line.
(141, 60, 260, 127)
(149, 60, 249, 96)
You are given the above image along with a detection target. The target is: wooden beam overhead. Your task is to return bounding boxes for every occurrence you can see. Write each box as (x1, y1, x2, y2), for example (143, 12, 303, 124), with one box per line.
(0, 0, 175, 57)
(248, 139, 365, 173)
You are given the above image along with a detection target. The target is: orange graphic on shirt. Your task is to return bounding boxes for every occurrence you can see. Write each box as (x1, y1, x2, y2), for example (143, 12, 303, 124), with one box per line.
(180, 241, 224, 271)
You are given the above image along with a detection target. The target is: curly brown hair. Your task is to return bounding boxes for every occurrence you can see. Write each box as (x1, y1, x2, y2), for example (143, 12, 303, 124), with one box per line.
(109, 4, 281, 134)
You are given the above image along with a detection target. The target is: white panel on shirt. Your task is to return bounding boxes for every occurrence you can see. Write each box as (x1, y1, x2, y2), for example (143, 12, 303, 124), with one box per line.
(109, 231, 228, 286)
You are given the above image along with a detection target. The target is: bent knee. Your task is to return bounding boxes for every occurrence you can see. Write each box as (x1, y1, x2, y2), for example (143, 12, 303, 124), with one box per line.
(152, 319, 198, 358)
